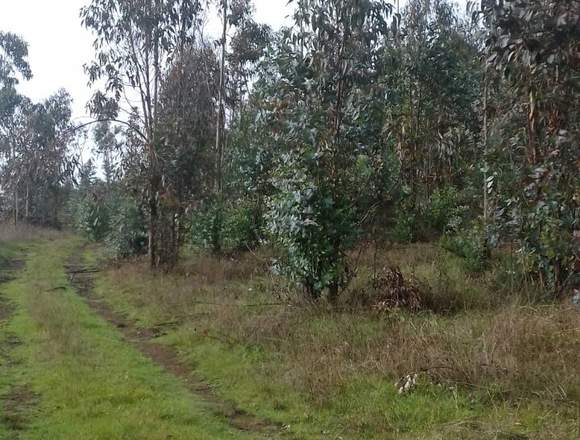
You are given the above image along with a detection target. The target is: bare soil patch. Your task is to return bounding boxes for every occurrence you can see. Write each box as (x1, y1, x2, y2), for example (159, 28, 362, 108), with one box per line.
(1, 386, 39, 432)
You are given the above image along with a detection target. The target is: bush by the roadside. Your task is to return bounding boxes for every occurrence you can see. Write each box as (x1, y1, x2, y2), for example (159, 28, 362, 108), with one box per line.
(106, 197, 148, 259)
(190, 199, 264, 253)
(441, 222, 489, 273)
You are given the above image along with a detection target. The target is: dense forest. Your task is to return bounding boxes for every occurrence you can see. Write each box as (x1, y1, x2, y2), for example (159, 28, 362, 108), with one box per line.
(1, 0, 578, 298)
(0, 1, 579, 438)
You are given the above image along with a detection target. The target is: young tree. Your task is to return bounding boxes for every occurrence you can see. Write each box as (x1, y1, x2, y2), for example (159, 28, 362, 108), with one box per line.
(1, 90, 78, 226)
(208, 0, 261, 253)
(156, 43, 218, 264)
(81, 0, 203, 268)
(267, 0, 393, 301)
(93, 121, 120, 186)
(482, 0, 580, 293)
(383, 0, 483, 203)
(0, 32, 32, 223)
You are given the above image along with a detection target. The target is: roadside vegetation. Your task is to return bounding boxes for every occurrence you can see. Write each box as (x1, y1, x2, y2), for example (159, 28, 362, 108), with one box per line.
(87, 241, 580, 439)
(0, 233, 264, 439)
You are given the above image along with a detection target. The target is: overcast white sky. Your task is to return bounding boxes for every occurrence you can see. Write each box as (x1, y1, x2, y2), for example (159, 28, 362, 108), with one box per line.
(0, 0, 467, 126)
(0, 0, 293, 125)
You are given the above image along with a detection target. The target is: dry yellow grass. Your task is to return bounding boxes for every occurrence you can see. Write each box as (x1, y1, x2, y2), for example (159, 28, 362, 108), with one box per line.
(0, 223, 67, 243)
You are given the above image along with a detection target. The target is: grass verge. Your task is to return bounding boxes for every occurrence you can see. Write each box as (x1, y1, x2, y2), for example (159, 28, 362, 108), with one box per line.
(90, 243, 580, 439)
(0, 237, 259, 439)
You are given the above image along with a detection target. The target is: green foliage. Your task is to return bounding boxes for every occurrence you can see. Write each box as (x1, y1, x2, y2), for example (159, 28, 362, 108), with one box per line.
(426, 185, 462, 233)
(382, 0, 482, 199)
(390, 214, 416, 244)
(2, 0, 576, 308)
(191, 199, 263, 253)
(267, 151, 358, 299)
(69, 162, 110, 241)
(1, 88, 77, 227)
(0, 31, 32, 87)
(390, 185, 468, 244)
(226, 201, 263, 251)
(106, 197, 147, 259)
(390, 199, 417, 244)
(260, 0, 393, 299)
(190, 200, 223, 252)
(483, 0, 580, 294)
(71, 194, 110, 242)
(70, 170, 146, 259)
(516, 194, 577, 293)
(441, 222, 489, 273)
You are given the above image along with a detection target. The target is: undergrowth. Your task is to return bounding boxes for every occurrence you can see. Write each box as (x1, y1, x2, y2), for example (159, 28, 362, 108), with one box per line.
(91, 242, 580, 439)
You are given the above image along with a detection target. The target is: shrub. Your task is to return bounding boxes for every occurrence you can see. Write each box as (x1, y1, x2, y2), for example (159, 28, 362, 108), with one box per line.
(267, 152, 358, 300)
(390, 206, 416, 243)
(441, 222, 489, 273)
(518, 198, 577, 294)
(190, 200, 221, 251)
(225, 201, 264, 251)
(191, 199, 264, 253)
(390, 185, 468, 243)
(70, 191, 110, 241)
(106, 197, 147, 259)
(426, 185, 466, 234)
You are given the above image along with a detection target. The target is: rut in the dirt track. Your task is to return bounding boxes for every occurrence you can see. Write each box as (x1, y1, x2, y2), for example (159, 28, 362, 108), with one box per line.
(65, 252, 285, 438)
(0, 258, 38, 435)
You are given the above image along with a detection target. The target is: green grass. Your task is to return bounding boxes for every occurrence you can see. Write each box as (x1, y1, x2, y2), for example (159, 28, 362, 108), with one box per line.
(4, 234, 574, 439)
(159, 321, 579, 439)
(162, 330, 479, 439)
(89, 243, 580, 439)
(0, 239, 22, 268)
(0, 237, 257, 439)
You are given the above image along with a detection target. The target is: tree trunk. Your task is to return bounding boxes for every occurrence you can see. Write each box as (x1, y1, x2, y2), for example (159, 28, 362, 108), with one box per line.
(149, 174, 160, 268)
(211, 0, 228, 255)
(215, 0, 228, 195)
(483, 65, 489, 225)
(13, 188, 18, 225)
(527, 85, 538, 165)
(25, 183, 29, 220)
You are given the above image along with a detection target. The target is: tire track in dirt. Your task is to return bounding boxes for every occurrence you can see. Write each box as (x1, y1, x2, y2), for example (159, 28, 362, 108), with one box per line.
(0, 257, 39, 436)
(65, 251, 285, 438)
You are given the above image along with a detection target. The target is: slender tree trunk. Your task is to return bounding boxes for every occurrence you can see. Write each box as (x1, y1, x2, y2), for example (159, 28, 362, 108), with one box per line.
(215, 0, 227, 195)
(147, 0, 167, 269)
(149, 173, 160, 268)
(25, 183, 29, 220)
(211, 0, 228, 255)
(13, 188, 18, 225)
(527, 85, 538, 165)
(483, 65, 489, 225)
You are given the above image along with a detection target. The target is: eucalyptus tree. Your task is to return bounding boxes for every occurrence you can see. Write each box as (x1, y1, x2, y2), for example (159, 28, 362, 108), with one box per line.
(81, 0, 203, 267)
(0, 32, 32, 222)
(207, 13, 272, 251)
(156, 43, 218, 264)
(482, 0, 580, 293)
(0, 31, 32, 89)
(0, 90, 78, 226)
(382, 0, 483, 205)
(215, 0, 228, 200)
(93, 121, 121, 186)
(266, 0, 393, 301)
(207, 0, 264, 253)
(227, 14, 271, 123)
